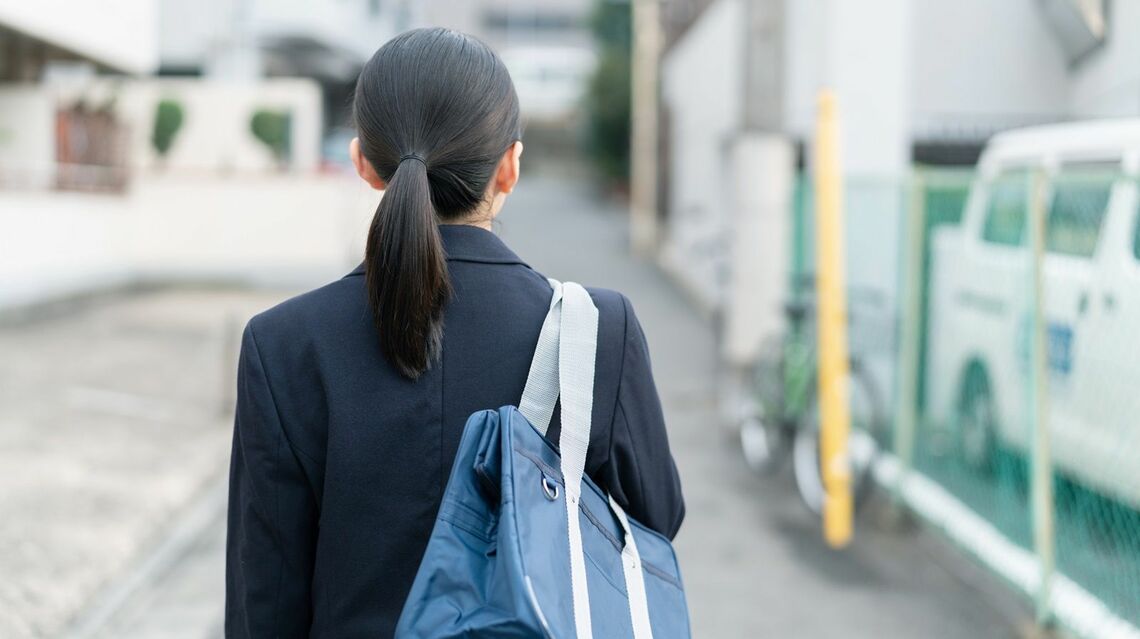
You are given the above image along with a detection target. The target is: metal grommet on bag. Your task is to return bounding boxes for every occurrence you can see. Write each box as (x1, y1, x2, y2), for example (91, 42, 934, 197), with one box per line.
(541, 475, 559, 501)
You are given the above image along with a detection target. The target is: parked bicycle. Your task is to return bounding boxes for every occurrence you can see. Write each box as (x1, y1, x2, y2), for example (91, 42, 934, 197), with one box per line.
(738, 277, 889, 515)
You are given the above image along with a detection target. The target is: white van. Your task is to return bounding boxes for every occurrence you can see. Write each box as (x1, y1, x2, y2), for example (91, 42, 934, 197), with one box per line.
(926, 119, 1140, 508)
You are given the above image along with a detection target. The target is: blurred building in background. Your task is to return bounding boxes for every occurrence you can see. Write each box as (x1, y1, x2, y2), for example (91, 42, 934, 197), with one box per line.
(656, 0, 1136, 388)
(156, 0, 389, 138)
(0, 0, 359, 312)
(0, 0, 601, 312)
(649, 1, 1140, 635)
(0, 0, 158, 80)
(0, 0, 157, 189)
(4, 1, 1140, 637)
(0, 4, 605, 635)
(153, 0, 598, 156)
(660, 0, 1132, 314)
(444, 0, 597, 127)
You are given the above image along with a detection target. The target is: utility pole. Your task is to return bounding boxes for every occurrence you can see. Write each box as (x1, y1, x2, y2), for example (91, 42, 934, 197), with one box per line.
(742, 0, 784, 131)
(723, 0, 791, 363)
(721, 0, 794, 434)
(630, 0, 662, 256)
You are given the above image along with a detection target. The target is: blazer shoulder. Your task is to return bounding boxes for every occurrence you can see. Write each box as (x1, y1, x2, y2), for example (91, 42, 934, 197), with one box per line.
(584, 286, 635, 354)
(247, 275, 364, 344)
(584, 286, 629, 322)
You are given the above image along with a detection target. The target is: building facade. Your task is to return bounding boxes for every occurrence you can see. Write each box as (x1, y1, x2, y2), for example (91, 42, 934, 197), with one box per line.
(660, 0, 1136, 315)
(0, 0, 158, 80)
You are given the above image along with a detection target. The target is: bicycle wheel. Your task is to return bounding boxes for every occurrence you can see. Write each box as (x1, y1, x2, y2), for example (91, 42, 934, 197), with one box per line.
(791, 362, 886, 516)
(739, 336, 791, 475)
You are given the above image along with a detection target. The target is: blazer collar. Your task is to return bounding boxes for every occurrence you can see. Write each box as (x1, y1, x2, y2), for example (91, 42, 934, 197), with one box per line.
(346, 224, 527, 276)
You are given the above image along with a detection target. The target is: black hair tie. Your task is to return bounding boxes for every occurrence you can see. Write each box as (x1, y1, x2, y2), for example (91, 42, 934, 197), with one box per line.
(400, 154, 428, 168)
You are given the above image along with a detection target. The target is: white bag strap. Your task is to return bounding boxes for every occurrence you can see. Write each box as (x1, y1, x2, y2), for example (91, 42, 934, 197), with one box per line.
(555, 281, 597, 494)
(609, 495, 655, 639)
(556, 281, 598, 639)
(519, 279, 563, 433)
(519, 280, 653, 639)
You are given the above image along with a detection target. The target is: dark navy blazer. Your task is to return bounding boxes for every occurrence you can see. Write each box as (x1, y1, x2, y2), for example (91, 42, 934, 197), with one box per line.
(225, 224, 685, 638)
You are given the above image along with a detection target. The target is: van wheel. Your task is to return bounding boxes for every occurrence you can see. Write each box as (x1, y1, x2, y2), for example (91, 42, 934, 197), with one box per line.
(958, 368, 996, 474)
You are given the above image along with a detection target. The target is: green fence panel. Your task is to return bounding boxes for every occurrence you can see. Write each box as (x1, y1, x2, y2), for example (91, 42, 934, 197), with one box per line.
(784, 167, 1140, 636)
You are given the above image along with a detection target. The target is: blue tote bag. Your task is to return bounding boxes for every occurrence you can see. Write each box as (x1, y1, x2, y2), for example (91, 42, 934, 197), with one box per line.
(396, 280, 690, 638)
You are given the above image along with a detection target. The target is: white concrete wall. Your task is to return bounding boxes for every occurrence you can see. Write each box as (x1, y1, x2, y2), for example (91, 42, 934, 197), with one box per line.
(782, 0, 825, 140)
(0, 175, 374, 310)
(1068, 0, 1140, 118)
(157, 0, 231, 70)
(659, 0, 744, 310)
(783, 0, 913, 401)
(826, 0, 911, 177)
(0, 88, 55, 189)
(0, 191, 134, 307)
(783, 2, 912, 286)
(6, 79, 323, 177)
(868, 0, 1140, 130)
(910, 0, 1070, 136)
(823, 0, 909, 341)
(0, 0, 158, 74)
(126, 175, 371, 282)
(106, 78, 324, 173)
(723, 135, 793, 364)
(789, 0, 1134, 140)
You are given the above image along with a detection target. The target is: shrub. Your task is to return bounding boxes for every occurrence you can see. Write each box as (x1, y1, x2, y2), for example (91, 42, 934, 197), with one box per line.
(250, 109, 293, 168)
(151, 99, 184, 161)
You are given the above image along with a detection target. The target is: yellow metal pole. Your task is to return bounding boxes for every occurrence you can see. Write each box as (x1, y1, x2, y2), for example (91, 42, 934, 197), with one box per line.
(813, 89, 853, 548)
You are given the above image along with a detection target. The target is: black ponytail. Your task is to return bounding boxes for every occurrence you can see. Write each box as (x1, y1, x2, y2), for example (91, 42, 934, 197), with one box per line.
(353, 28, 521, 378)
(364, 155, 449, 378)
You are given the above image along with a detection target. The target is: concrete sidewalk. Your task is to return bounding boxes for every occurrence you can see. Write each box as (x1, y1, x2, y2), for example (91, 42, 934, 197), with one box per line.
(10, 176, 1033, 638)
(0, 289, 289, 638)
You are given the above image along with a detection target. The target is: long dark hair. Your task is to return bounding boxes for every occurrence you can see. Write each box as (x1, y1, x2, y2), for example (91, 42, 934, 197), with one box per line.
(353, 28, 521, 378)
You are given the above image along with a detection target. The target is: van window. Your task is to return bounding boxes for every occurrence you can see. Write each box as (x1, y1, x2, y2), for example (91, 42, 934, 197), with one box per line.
(981, 170, 1028, 246)
(1045, 166, 1115, 258)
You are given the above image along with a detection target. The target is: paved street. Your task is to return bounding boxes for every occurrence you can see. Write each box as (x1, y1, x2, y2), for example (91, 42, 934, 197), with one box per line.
(500, 178, 1033, 638)
(4, 176, 1033, 637)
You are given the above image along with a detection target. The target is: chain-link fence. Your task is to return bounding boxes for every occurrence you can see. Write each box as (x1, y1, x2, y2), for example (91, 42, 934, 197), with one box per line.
(787, 165, 1140, 638)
